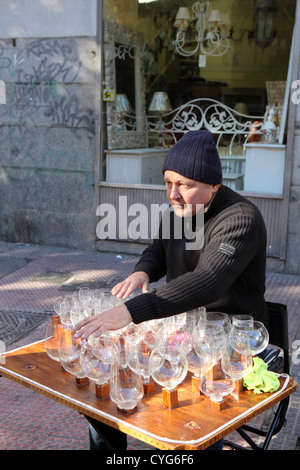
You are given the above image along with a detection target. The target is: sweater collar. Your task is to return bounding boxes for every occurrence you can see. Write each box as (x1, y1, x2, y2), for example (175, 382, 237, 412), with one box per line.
(190, 185, 224, 230)
(204, 184, 231, 220)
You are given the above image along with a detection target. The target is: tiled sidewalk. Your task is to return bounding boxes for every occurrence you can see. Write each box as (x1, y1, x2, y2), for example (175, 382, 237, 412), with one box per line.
(0, 241, 299, 451)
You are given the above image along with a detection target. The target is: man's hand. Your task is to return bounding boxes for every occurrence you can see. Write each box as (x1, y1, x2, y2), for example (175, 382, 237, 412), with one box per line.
(111, 271, 149, 299)
(73, 272, 149, 340)
(73, 304, 132, 340)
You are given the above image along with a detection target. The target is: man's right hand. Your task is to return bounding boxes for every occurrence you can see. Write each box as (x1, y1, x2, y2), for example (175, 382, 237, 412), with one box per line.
(111, 271, 150, 299)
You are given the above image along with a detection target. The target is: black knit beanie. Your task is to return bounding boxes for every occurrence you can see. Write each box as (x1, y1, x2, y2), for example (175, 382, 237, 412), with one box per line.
(162, 130, 222, 184)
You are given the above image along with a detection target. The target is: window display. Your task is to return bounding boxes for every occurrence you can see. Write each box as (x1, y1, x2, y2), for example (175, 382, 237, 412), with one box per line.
(102, 0, 295, 192)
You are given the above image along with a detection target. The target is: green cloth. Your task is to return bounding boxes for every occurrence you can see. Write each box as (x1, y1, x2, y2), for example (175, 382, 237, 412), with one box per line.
(243, 357, 280, 394)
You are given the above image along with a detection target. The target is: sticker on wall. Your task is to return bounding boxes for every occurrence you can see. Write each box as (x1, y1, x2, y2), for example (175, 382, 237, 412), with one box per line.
(103, 89, 115, 101)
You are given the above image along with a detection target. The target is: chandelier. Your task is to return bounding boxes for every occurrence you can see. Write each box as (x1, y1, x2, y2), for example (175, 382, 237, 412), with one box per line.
(254, 0, 278, 50)
(172, 1, 231, 66)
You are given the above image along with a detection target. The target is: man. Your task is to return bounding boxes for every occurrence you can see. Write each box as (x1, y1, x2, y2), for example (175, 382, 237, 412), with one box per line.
(74, 130, 269, 450)
(74, 130, 268, 340)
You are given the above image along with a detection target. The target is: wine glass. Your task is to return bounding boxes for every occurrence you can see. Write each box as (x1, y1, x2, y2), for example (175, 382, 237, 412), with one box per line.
(245, 321, 269, 356)
(70, 306, 82, 327)
(149, 347, 188, 391)
(199, 342, 235, 404)
(126, 339, 152, 384)
(186, 332, 203, 378)
(186, 343, 203, 394)
(79, 337, 117, 385)
(45, 318, 65, 362)
(58, 328, 87, 379)
(100, 290, 123, 310)
(232, 314, 254, 331)
(164, 313, 187, 326)
(53, 297, 72, 327)
(53, 296, 65, 315)
(91, 298, 102, 315)
(185, 307, 207, 333)
(156, 322, 191, 358)
(227, 328, 253, 393)
(64, 294, 75, 309)
(79, 287, 92, 305)
(140, 319, 165, 350)
(109, 364, 144, 412)
(123, 323, 143, 346)
(193, 322, 225, 396)
(72, 291, 80, 306)
(194, 322, 227, 358)
(99, 291, 111, 310)
(91, 289, 103, 301)
(105, 329, 128, 368)
(78, 303, 93, 320)
(188, 323, 217, 394)
(206, 312, 232, 336)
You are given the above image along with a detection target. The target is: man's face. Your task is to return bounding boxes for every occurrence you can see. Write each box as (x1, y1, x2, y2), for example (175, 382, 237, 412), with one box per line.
(164, 170, 219, 217)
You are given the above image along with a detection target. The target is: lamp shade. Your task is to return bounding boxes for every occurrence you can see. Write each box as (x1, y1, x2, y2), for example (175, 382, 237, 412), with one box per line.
(220, 13, 231, 26)
(175, 7, 191, 21)
(208, 9, 222, 23)
(116, 94, 133, 113)
(234, 102, 249, 115)
(149, 92, 172, 113)
(174, 7, 191, 30)
(219, 13, 231, 38)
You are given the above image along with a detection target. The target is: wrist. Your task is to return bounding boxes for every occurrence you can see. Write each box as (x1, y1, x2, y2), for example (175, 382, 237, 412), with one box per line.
(119, 303, 133, 326)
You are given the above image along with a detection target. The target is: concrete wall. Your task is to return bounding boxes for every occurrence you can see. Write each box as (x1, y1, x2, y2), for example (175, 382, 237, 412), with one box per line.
(0, 0, 97, 38)
(0, 1, 99, 250)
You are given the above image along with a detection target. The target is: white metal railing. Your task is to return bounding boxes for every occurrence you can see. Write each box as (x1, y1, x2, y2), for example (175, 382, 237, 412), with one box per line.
(146, 98, 264, 152)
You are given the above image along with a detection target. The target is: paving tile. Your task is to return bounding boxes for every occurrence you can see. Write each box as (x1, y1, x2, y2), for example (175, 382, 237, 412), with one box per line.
(1, 241, 300, 451)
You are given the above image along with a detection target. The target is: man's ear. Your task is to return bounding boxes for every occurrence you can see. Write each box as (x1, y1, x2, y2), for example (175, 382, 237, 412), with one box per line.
(212, 183, 221, 194)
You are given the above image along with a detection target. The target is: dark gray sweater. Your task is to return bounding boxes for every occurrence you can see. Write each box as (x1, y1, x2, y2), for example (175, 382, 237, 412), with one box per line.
(125, 185, 269, 327)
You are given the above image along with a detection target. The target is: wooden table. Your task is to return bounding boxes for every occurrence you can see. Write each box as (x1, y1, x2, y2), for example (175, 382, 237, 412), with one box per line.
(0, 339, 297, 450)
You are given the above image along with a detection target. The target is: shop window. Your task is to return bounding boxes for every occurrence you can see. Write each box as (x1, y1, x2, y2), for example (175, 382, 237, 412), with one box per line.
(102, 0, 296, 195)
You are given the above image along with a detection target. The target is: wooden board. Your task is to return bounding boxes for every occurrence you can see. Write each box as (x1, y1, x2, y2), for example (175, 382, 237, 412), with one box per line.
(0, 340, 297, 450)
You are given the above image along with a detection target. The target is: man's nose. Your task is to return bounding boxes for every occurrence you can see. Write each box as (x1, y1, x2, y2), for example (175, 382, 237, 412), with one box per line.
(169, 185, 181, 200)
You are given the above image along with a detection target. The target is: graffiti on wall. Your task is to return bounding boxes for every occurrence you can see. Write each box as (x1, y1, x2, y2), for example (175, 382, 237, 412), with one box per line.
(0, 38, 95, 134)
(0, 39, 97, 246)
